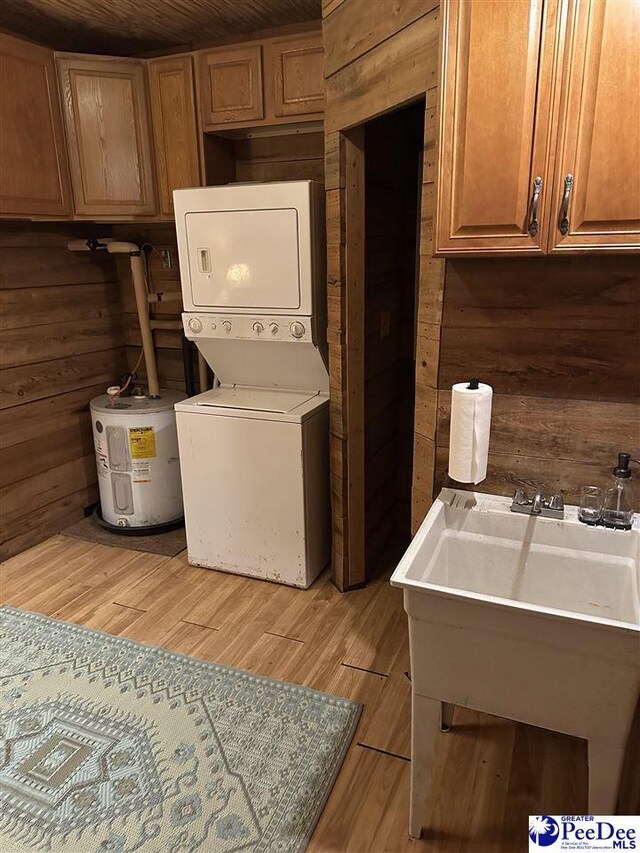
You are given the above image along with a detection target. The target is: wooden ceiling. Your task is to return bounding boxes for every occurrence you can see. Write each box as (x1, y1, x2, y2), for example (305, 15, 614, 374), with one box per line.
(0, 0, 322, 55)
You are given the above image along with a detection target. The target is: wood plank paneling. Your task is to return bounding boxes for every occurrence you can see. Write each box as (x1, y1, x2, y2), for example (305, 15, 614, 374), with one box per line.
(0, 349, 124, 410)
(439, 327, 637, 402)
(235, 132, 324, 184)
(322, 0, 347, 18)
(323, 0, 438, 76)
(1, 318, 123, 369)
(0, 282, 120, 330)
(437, 393, 639, 463)
(0, 0, 322, 54)
(0, 384, 106, 450)
(443, 256, 640, 330)
(325, 9, 438, 134)
(435, 256, 640, 505)
(1, 421, 94, 487)
(435, 446, 624, 509)
(1, 454, 97, 531)
(235, 132, 323, 162)
(235, 158, 324, 183)
(0, 224, 124, 559)
(0, 246, 118, 288)
(0, 486, 98, 562)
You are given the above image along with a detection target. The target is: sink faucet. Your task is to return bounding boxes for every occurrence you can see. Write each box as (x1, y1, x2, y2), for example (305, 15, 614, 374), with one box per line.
(511, 489, 564, 519)
(531, 489, 544, 515)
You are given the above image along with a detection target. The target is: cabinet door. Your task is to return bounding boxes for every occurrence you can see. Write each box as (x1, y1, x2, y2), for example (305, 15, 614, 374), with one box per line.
(548, 0, 640, 252)
(0, 35, 72, 217)
(435, 0, 561, 255)
(57, 55, 157, 216)
(148, 55, 201, 219)
(267, 33, 324, 118)
(199, 45, 264, 130)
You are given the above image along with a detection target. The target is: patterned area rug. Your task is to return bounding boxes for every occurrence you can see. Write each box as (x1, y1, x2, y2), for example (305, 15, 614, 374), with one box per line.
(0, 607, 361, 853)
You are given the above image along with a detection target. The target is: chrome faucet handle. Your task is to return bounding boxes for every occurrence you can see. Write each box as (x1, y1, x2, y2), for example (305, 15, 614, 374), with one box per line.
(547, 494, 564, 511)
(513, 489, 529, 505)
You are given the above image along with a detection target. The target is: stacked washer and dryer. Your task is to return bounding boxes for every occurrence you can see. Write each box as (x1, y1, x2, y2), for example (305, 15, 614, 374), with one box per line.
(173, 181, 330, 589)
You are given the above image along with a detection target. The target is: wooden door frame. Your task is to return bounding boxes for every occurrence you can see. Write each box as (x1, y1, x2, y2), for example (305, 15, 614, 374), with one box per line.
(323, 2, 441, 592)
(327, 126, 367, 592)
(340, 127, 366, 590)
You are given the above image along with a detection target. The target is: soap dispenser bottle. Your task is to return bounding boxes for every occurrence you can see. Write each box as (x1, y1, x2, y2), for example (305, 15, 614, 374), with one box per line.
(602, 452, 635, 530)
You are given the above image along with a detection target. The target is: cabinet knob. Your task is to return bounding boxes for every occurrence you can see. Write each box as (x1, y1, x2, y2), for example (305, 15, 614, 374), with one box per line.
(528, 176, 542, 237)
(559, 174, 573, 236)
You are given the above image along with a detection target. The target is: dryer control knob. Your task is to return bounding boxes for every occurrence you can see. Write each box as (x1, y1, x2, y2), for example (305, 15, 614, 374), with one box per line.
(188, 317, 202, 333)
(222, 320, 232, 333)
(290, 322, 305, 339)
(252, 321, 264, 335)
(210, 321, 217, 330)
(269, 322, 279, 335)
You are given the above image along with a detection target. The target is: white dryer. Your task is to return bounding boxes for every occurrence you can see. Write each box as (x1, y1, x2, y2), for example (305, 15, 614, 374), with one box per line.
(173, 181, 330, 588)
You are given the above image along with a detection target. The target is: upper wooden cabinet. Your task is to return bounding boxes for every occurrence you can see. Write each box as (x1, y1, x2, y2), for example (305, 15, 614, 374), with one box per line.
(199, 44, 264, 128)
(436, 0, 556, 254)
(148, 55, 202, 219)
(0, 34, 72, 218)
(549, 0, 640, 252)
(436, 0, 640, 255)
(266, 33, 324, 118)
(199, 29, 323, 131)
(57, 54, 157, 217)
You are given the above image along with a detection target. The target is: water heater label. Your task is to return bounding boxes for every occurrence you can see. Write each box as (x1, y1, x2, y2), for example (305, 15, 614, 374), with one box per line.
(132, 462, 151, 483)
(128, 426, 156, 459)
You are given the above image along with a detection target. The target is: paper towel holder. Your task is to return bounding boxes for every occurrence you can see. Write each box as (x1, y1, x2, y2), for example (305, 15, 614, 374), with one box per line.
(467, 378, 480, 390)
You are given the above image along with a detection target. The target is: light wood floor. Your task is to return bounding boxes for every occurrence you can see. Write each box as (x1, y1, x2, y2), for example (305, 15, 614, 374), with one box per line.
(1, 535, 637, 851)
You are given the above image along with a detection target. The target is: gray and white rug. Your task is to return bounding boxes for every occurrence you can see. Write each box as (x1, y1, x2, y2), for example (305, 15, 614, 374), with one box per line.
(0, 607, 360, 852)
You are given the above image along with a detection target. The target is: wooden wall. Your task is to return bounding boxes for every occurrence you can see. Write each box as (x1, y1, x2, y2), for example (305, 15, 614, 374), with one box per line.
(0, 224, 124, 560)
(235, 132, 324, 183)
(323, 0, 441, 588)
(434, 256, 640, 505)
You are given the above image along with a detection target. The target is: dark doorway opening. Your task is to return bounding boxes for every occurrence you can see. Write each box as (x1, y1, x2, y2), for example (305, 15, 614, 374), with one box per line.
(363, 101, 424, 578)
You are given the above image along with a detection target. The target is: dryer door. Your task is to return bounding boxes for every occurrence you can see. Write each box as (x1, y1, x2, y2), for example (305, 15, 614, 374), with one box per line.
(185, 208, 301, 311)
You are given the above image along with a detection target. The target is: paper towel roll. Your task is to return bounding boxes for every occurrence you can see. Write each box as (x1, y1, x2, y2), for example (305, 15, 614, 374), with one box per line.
(448, 381, 493, 484)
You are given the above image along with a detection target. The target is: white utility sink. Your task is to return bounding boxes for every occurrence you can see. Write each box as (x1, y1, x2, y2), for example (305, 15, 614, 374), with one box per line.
(391, 489, 640, 839)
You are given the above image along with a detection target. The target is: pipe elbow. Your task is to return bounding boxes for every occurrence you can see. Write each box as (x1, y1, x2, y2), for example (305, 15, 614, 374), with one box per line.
(107, 241, 140, 255)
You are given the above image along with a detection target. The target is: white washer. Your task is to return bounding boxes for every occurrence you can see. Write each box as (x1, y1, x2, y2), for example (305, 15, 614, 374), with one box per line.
(175, 387, 329, 587)
(173, 181, 330, 588)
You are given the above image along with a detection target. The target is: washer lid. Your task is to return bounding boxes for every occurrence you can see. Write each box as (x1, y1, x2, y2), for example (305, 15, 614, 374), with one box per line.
(194, 385, 318, 414)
